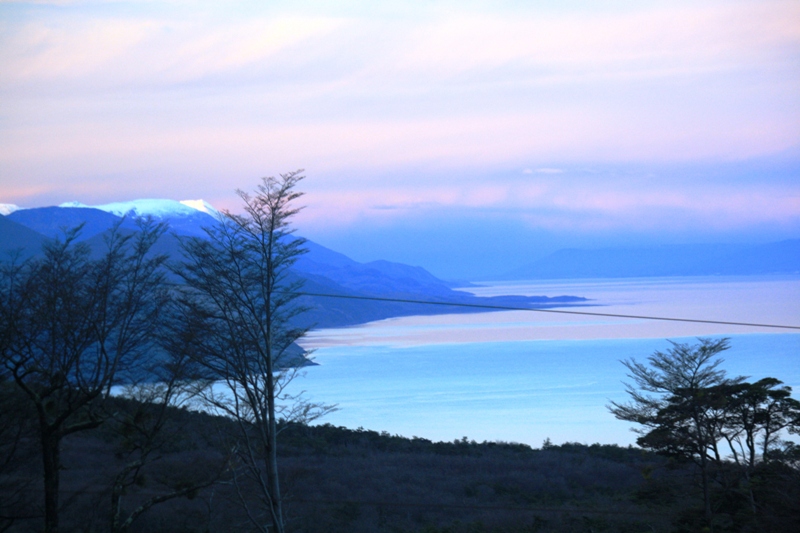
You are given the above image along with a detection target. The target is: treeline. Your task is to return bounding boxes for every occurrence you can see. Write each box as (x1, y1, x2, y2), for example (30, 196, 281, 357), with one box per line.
(278, 420, 800, 532)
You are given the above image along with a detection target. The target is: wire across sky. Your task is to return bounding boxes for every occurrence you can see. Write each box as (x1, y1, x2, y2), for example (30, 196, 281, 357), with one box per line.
(293, 291, 800, 331)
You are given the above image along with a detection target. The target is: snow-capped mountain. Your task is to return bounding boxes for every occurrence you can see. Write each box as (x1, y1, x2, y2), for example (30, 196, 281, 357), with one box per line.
(0, 203, 22, 216)
(55, 198, 222, 238)
(4, 199, 220, 241)
(59, 199, 219, 219)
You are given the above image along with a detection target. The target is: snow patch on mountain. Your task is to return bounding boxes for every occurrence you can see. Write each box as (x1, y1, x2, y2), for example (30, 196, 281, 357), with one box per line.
(96, 199, 200, 217)
(180, 199, 219, 215)
(58, 199, 218, 218)
(0, 203, 23, 216)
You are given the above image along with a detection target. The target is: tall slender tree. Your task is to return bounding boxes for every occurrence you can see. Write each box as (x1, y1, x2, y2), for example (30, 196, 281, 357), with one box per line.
(175, 172, 330, 533)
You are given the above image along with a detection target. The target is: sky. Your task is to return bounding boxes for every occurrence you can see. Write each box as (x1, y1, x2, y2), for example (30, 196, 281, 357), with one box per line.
(1, 0, 799, 279)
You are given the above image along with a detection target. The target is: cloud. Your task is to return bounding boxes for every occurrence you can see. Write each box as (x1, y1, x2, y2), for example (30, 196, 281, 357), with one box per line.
(291, 170, 800, 238)
(0, 0, 799, 246)
(393, 2, 800, 83)
(1, 2, 796, 172)
(534, 168, 563, 175)
(4, 1, 799, 95)
(0, 13, 344, 90)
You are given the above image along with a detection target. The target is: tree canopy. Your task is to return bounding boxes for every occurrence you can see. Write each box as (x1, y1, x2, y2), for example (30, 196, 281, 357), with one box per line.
(609, 338, 800, 531)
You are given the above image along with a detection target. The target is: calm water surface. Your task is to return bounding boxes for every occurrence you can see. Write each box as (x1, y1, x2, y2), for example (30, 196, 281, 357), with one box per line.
(292, 276, 800, 446)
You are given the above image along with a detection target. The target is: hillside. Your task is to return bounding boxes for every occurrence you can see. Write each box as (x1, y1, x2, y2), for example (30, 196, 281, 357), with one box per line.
(0, 202, 586, 329)
(5, 392, 796, 533)
(0, 390, 691, 533)
(0, 215, 47, 260)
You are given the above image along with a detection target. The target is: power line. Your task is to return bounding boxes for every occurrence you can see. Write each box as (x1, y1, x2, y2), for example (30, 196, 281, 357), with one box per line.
(294, 291, 800, 331)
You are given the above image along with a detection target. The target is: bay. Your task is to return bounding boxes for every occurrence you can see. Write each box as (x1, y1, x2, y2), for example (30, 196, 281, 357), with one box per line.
(292, 276, 800, 447)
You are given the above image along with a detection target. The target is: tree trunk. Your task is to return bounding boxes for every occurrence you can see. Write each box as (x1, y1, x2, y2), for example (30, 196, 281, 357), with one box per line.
(265, 246, 283, 533)
(110, 462, 141, 533)
(694, 409, 714, 533)
(700, 452, 713, 533)
(743, 469, 757, 517)
(41, 427, 61, 533)
(267, 396, 283, 533)
(265, 341, 284, 533)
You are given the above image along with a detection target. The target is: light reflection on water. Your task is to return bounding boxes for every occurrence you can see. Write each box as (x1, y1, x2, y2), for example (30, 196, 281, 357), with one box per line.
(292, 276, 800, 446)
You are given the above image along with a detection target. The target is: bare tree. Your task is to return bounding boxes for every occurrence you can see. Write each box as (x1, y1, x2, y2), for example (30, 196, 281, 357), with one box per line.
(0, 220, 168, 533)
(175, 172, 332, 533)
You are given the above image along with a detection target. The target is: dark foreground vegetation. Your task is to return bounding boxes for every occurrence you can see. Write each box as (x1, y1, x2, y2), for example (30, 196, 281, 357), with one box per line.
(2, 389, 799, 533)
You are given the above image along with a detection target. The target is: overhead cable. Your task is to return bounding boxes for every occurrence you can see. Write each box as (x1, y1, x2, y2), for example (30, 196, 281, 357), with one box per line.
(293, 291, 800, 331)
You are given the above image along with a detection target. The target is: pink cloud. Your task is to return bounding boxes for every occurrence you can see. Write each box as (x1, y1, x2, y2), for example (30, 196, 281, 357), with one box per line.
(1, 0, 798, 237)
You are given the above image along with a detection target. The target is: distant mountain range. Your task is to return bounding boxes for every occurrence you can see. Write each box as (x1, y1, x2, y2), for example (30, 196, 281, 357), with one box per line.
(0, 200, 586, 329)
(5, 199, 795, 327)
(500, 241, 800, 280)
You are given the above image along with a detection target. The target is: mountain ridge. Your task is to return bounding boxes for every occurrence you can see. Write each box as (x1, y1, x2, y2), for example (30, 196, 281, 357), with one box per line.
(0, 200, 586, 329)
